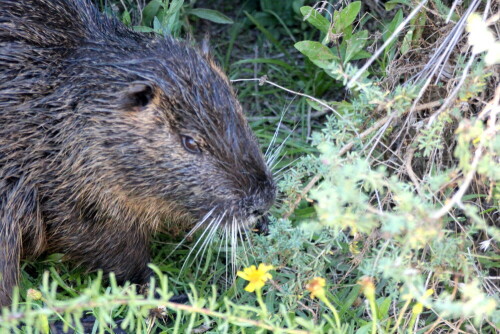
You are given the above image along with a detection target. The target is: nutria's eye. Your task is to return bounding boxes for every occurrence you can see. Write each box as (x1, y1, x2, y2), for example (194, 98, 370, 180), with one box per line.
(181, 135, 201, 154)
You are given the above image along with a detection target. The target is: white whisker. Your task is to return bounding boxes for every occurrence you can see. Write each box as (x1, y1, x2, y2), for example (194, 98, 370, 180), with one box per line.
(241, 226, 256, 264)
(231, 218, 237, 280)
(224, 222, 229, 285)
(180, 213, 220, 274)
(265, 108, 287, 158)
(236, 222, 253, 267)
(267, 124, 296, 169)
(193, 212, 226, 275)
(167, 207, 215, 258)
(272, 157, 299, 178)
(213, 224, 227, 284)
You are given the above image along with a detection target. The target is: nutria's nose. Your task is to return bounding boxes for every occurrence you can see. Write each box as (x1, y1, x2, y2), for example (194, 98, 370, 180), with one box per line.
(239, 177, 275, 219)
(251, 208, 265, 217)
(248, 178, 276, 217)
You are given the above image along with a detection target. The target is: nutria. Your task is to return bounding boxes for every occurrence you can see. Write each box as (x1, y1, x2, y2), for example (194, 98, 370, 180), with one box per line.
(0, 0, 276, 307)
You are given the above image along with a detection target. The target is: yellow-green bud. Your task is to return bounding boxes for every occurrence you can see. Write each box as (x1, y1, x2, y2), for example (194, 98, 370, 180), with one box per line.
(27, 288, 43, 300)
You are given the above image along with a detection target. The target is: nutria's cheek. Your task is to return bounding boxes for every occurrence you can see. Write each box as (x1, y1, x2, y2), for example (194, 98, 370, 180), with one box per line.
(190, 186, 204, 196)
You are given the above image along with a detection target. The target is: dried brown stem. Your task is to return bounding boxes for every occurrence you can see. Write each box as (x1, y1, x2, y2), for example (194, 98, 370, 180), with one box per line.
(284, 174, 321, 219)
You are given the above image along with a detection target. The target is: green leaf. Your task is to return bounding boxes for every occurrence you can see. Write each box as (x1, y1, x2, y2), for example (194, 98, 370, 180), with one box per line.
(122, 9, 131, 26)
(141, 0, 161, 27)
(476, 254, 500, 269)
(133, 26, 155, 33)
(330, 43, 346, 61)
(341, 285, 361, 311)
(434, 0, 453, 18)
(383, 9, 404, 42)
(163, 0, 184, 35)
(294, 41, 337, 68)
(385, 0, 412, 11)
(344, 30, 368, 63)
(306, 98, 330, 112)
(187, 8, 234, 24)
(300, 6, 330, 34)
(264, 9, 296, 42)
(37, 314, 50, 334)
(333, 1, 361, 33)
(167, 0, 184, 14)
(413, 12, 427, 44)
(295, 317, 314, 329)
(153, 16, 162, 33)
(355, 324, 374, 334)
(350, 50, 371, 61)
(377, 297, 392, 319)
(401, 29, 413, 54)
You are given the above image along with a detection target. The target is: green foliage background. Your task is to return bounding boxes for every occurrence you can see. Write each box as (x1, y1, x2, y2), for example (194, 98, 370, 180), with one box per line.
(1, 0, 499, 333)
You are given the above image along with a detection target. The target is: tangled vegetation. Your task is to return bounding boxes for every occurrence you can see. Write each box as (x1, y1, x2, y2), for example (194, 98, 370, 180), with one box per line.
(1, 0, 498, 333)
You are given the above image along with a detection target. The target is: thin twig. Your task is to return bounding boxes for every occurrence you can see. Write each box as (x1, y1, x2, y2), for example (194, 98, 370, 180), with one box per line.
(339, 113, 393, 156)
(404, 147, 425, 198)
(430, 144, 484, 220)
(283, 174, 321, 219)
(339, 100, 442, 156)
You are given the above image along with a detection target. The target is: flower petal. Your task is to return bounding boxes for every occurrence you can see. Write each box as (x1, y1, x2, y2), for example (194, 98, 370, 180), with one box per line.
(245, 282, 256, 292)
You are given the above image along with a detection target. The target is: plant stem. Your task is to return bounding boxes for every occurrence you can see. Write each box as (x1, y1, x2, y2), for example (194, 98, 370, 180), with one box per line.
(390, 298, 412, 334)
(319, 295, 342, 331)
(367, 295, 378, 334)
(255, 288, 268, 316)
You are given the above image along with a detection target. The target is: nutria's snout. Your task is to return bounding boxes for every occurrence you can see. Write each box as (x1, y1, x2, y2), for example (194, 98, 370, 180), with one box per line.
(237, 176, 276, 225)
(250, 177, 277, 215)
(193, 160, 276, 229)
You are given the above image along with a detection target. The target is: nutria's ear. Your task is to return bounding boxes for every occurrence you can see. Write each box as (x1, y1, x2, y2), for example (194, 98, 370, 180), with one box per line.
(121, 82, 155, 112)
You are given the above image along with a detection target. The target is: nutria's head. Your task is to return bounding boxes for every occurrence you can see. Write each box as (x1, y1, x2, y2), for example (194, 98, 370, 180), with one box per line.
(60, 36, 275, 234)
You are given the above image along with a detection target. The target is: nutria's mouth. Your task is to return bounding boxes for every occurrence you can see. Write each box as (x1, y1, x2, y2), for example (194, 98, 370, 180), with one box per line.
(191, 207, 262, 231)
(159, 205, 261, 237)
(170, 205, 271, 276)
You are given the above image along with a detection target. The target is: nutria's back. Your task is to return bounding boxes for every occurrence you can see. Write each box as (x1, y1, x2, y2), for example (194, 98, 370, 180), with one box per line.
(0, 0, 275, 307)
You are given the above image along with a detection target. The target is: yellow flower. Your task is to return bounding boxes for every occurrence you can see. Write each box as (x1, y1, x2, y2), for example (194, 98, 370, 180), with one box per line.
(306, 277, 326, 299)
(423, 288, 434, 298)
(237, 264, 274, 293)
(358, 276, 376, 299)
(349, 241, 360, 254)
(27, 288, 43, 301)
(413, 288, 434, 314)
(412, 302, 424, 315)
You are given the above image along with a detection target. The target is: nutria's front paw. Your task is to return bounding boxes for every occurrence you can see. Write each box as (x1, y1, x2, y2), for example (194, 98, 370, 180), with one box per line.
(167, 293, 189, 304)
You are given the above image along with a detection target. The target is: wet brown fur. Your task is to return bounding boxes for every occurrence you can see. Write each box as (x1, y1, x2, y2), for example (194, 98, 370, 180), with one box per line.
(0, 0, 275, 307)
